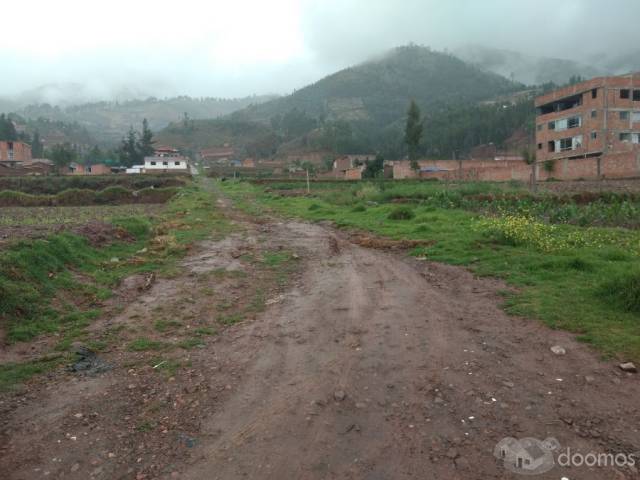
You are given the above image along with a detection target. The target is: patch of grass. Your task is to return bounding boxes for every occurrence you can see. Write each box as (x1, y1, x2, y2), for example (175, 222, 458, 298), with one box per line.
(387, 206, 415, 220)
(149, 357, 183, 376)
(194, 327, 216, 336)
(218, 313, 243, 326)
(136, 421, 157, 432)
(262, 251, 290, 267)
(247, 289, 266, 313)
(600, 269, 640, 313)
(154, 319, 182, 333)
(0, 355, 63, 391)
(177, 337, 205, 350)
(128, 337, 169, 352)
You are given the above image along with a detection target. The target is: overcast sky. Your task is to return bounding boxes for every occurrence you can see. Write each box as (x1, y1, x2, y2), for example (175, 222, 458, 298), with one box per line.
(2, 0, 639, 101)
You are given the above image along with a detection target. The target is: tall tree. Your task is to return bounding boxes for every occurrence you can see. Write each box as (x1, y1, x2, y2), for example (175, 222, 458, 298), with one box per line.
(50, 143, 77, 174)
(137, 118, 155, 158)
(0, 114, 18, 141)
(118, 127, 140, 167)
(31, 130, 44, 158)
(404, 100, 424, 170)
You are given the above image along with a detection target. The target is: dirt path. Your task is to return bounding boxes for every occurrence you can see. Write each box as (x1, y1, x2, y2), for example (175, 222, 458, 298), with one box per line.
(2, 190, 640, 479)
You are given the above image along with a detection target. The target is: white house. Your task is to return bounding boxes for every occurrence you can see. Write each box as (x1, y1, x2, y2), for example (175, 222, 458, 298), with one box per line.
(142, 156, 189, 172)
(126, 165, 144, 174)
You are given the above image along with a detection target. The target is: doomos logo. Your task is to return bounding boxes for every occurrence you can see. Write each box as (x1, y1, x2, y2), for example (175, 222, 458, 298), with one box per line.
(494, 437, 560, 475)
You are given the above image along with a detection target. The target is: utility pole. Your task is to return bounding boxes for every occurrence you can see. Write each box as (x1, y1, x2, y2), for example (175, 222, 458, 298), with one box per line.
(306, 168, 310, 194)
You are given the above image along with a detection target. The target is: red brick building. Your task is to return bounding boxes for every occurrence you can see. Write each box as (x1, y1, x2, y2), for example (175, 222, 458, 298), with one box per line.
(200, 145, 235, 163)
(535, 74, 640, 178)
(0, 141, 32, 167)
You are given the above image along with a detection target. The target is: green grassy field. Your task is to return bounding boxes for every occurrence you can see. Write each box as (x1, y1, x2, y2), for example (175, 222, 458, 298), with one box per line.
(221, 179, 640, 362)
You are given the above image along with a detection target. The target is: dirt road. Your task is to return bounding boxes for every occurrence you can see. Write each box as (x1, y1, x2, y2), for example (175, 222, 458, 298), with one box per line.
(2, 193, 640, 479)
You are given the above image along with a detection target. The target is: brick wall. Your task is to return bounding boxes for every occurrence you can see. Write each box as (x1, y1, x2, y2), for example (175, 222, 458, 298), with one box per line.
(392, 153, 640, 182)
(0, 141, 32, 163)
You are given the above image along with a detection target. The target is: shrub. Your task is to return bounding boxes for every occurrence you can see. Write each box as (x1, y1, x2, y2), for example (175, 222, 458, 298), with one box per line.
(0, 190, 49, 207)
(351, 204, 366, 212)
(355, 184, 381, 202)
(55, 189, 96, 206)
(97, 186, 132, 204)
(308, 203, 322, 211)
(111, 216, 151, 239)
(600, 269, 640, 313)
(388, 206, 415, 220)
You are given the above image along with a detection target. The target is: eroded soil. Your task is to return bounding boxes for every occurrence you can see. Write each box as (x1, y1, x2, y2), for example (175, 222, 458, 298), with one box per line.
(1, 192, 639, 480)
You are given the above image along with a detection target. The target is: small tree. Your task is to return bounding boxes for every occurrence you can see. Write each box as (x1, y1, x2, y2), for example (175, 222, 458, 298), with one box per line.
(405, 100, 423, 170)
(362, 154, 385, 179)
(50, 143, 77, 174)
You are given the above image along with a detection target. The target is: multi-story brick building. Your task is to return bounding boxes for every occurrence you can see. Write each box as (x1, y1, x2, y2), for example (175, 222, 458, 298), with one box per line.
(535, 74, 640, 178)
(0, 141, 32, 167)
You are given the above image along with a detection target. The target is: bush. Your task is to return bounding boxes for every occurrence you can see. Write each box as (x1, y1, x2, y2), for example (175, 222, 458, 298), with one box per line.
(0, 175, 188, 195)
(387, 206, 415, 220)
(600, 269, 640, 313)
(55, 189, 97, 206)
(355, 184, 381, 202)
(0, 190, 50, 207)
(97, 186, 132, 204)
(351, 204, 366, 212)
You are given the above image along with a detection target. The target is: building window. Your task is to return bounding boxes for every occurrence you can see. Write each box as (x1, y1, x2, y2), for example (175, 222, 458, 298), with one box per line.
(634, 90, 640, 101)
(633, 112, 640, 123)
(150, 161, 156, 166)
(634, 133, 640, 144)
(592, 88, 598, 99)
(163, 161, 168, 166)
(174, 161, 181, 166)
(537, 124, 543, 132)
(621, 89, 630, 99)
(567, 116, 581, 129)
(591, 110, 597, 118)
(591, 131, 597, 140)
(620, 133, 631, 142)
(549, 116, 581, 132)
(620, 111, 630, 120)
(559, 138, 573, 151)
(552, 135, 583, 152)
(537, 143, 543, 150)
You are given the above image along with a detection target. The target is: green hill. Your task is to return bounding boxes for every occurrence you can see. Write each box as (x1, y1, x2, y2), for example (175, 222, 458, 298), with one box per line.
(11, 95, 277, 146)
(159, 45, 530, 159)
(236, 45, 521, 128)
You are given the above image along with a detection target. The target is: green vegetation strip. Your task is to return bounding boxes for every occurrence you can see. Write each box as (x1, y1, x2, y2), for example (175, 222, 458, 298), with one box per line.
(0, 178, 230, 390)
(221, 180, 640, 362)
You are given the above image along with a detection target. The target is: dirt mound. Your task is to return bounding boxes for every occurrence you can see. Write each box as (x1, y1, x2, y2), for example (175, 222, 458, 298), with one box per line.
(349, 232, 433, 250)
(72, 221, 133, 247)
